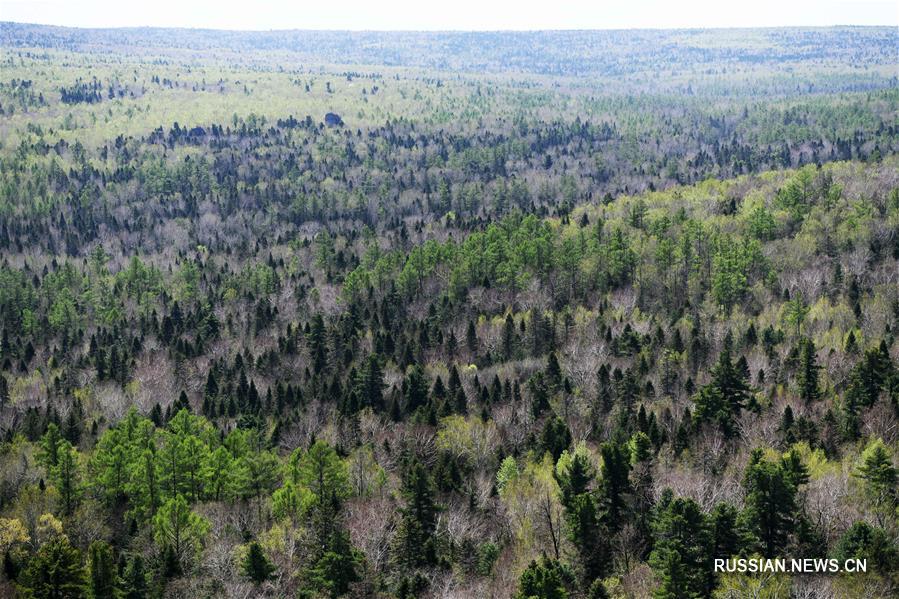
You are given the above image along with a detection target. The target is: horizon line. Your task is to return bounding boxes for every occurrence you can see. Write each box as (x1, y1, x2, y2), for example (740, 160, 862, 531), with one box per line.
(3, 20, 896, 34)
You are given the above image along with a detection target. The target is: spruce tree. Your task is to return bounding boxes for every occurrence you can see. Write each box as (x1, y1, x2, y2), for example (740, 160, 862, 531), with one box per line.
(394, 459, 441, 568)
(742, 449, 802, 557)
(796, 338, 821, 403)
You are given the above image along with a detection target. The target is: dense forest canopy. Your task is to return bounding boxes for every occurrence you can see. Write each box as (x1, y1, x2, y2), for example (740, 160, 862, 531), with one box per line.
(0, 22, 897, 599)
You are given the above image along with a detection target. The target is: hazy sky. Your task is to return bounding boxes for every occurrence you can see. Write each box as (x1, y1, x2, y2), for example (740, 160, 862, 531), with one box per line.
(1, 0, 896, 30)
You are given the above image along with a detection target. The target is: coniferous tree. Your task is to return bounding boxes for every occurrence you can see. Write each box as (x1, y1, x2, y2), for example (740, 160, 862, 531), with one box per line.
(394, 458, 441, 568)
(796, 338, 821, 403)
(404, 364, 429, 414)
(598, 441, 630, 531)
(693, 341, 751, 437)
(18, 535, 87, 599)
(855, 439, 898, 524)
(88, 540, 119, 599)
(357, 353, 385, 411)
(241, 541, 276, 584)
(649, 489, 713, 598)
(554, 448, 611, 583)
(540, 416, 572, 462)
(515, 556, 571, 599)
(742, 449, 803, 557)
(120, 555, 148, 599)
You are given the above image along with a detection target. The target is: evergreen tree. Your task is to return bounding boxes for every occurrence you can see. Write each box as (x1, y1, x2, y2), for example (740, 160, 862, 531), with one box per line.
(17, 535, 87, 599)
(293, 441, 350, 556)
(834, 521, 899, 577)
(241, 541, 276, 584)
(88, 540, 119, 599)
(554, 449, 611, 582)
(854, 439, 898, 524)
(357, 353, 385, 411)
(152, 495, 210, 576)
(709, 503, 748, 561)
(306, 529, 361, 598)
(796, 337, 821, 403)
(515, 556, 570, 599)
(54, 439, 81, 516)
(742, 449, 802, 557)
(404, 364, 430, 413)
(693, 342, 751, 437)
(307, 314, 328, 373)
(502, 313, 516, 359)
(649, 490, 713, 598)
(394, 459, 441, 568)
(0, 374, 8, 408)
(540, 416, 572, 462)
(598, 442, 630, 531)
(120, 555, 148, 599)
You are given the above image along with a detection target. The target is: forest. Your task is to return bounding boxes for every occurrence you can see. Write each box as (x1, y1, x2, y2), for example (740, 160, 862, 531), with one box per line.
(0, 22, 897, 599)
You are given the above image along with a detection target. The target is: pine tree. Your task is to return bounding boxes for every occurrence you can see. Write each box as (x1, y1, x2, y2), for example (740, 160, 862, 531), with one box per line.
(649, 490, 713, 598)
(404, 364, 429, 413)
(651, 549, 690, 599)
(834, 521, 899, 576)
(540, 416, 572, 462)
(796, 338, 821, 403)
(293, 441, 350, 555)
(709, 502, 748, 561)
(466, 320, 478, 353)
(515, 556, 570, 599)
(120, 555, 148, 599)
(855, 439, 898, 524)
(529, 372, 551, 418)
(54, 439, 81, 516)
(546, 351, 562, 389)
(37, 422, 63, 470)
(502, 313, 516, 360)
(598, 442, 630, 531)
(554, 449, 611, 582)
(18, 535, 87, 599)
(152, 495, 210, 575)
(742, 449, 801, 556)
(307, 314, 328, 373)
(394, 459, 441, 568)
(0, 373, 8, 408)
(236, 448, 281, 525)
(357, 354, 385, 411)
(306, 529, 361, 597)
(241, 541, 276, 584)
(693, 342, 751, 437)
(88, 540, 119, 599)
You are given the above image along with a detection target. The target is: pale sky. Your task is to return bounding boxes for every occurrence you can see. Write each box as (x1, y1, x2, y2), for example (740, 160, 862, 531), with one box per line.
(0, 0, 896, 30)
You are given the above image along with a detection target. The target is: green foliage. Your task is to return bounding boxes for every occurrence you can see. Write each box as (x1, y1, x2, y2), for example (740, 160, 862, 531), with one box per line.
(854, 439, 898, 521)
(17, 535, 87, 599)
(741, 449, 806, 557)
(649, 490, 713, 598)
(711, 237, 766, 311)
(541, 416, 572, 462)
(87, 541, 119, 599)
(394, 458, 441, 569)
(152, 494, 210, 575)
(515, 556, 571, 599)
(1, 23, 898, 599)
(693, 341, 751, 437)
(834, 521, 899, 577)
(242, 541, 276, 584)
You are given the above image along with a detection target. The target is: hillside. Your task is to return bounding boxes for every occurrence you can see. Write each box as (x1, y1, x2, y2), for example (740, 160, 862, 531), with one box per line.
(0, 22, 897, 599)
